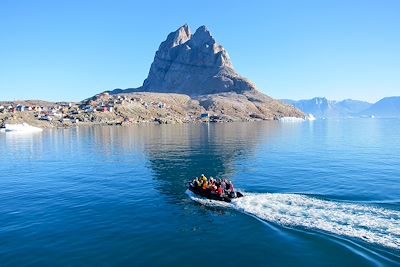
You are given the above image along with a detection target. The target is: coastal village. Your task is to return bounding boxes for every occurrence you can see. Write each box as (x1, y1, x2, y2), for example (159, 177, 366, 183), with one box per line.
(0, 90, 307, 130)
(0, 92, 218, 128)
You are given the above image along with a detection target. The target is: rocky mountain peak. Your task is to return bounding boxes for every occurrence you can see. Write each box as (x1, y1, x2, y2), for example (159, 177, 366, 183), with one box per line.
(142, 25, 253, 95)
(156, 24, 192, 60)
(168, 24, 192, 48)
(190, 25, 215, 47)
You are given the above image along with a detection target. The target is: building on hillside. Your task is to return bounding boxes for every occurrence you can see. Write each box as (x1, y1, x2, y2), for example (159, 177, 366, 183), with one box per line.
(16, 105, 25, 112)
(200, 113, 209, 122)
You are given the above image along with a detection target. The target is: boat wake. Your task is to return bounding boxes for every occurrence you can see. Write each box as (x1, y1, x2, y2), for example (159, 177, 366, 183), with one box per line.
(187, 191, 400, 250)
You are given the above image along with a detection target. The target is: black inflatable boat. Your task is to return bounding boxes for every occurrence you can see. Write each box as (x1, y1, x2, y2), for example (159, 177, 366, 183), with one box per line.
(188, 183, 243, 203)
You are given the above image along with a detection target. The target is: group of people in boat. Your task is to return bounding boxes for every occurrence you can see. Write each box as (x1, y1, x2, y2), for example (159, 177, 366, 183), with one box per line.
(191, 174, 237, 198)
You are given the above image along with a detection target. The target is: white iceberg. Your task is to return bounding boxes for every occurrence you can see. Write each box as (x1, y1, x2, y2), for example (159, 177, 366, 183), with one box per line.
(2, 123, 43, 133)
(279, 117, 305, 122)
(306, 114, 316, 121)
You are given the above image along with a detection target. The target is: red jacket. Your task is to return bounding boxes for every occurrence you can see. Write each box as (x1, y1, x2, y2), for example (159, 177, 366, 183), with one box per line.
(217, 187, 223, 195)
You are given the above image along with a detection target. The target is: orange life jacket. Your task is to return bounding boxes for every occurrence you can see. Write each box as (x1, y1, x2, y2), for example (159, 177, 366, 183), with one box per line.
(202, 181, 208, 190)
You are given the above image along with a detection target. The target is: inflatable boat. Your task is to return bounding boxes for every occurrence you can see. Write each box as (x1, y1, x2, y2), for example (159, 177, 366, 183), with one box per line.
(188, 183, 243, 203)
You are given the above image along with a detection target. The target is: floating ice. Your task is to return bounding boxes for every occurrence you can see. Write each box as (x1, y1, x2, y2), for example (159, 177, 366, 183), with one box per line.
(306, 114, 316, 121)
(2, 123, 43, 133)
(279, 117, 305, 122)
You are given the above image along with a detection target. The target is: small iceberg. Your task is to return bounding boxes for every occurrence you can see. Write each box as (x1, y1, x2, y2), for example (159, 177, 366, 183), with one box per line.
(1, 123, 43, 133)
(306, 114, 316, 121)
(279, 117, 305, 122)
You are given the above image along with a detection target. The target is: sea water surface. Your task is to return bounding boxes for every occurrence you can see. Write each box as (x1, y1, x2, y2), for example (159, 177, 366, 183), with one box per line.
(0, 119, 399, 266)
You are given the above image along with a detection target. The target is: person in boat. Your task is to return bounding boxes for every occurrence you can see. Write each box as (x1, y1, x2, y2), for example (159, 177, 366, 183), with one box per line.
(209, 183, 217, 193)
(227, 180, 236, 198)
(221, 179, 226, 191)
(229, 181, 234, 192)
(225, 180, 231, 192)
(202, 179, 208, 190)
(217, 185, 224, 196)
(209, 176, 215, 186)
(193, 177, 200, 188)
(210, 177, 217, 192)
(198, 174, 206, 187)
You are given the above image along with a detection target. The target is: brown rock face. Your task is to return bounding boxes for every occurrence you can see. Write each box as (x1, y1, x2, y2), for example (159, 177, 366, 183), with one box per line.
(196, 91, 304, 121)
(141, 24, 257, 95)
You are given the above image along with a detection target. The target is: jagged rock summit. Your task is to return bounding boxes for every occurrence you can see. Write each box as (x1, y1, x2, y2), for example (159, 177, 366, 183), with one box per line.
(104, 24, 304, 121)
(143, 24, 252, 95)
(112, 24, 257, 95)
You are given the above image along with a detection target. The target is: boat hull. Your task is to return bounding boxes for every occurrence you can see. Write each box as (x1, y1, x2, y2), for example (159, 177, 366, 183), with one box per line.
(188, 184, 243, 203)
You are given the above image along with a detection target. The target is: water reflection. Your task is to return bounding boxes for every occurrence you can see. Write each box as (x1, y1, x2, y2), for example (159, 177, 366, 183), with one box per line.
(141, 122, 280, 201)
(1, 131, 44, 161)
(0, 122, 283, 200)
(66, 123, 281, 201)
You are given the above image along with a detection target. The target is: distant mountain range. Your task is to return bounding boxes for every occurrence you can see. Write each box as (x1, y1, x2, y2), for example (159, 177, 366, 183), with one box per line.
(359, 96, 400, 118)
(281, 96, 400, 118)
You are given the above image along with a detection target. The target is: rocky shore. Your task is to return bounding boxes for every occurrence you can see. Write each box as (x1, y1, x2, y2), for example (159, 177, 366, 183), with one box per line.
(0, 91, 303, 129)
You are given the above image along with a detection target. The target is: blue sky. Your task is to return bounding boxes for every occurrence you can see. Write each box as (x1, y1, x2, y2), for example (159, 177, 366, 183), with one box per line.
(1, 0, 399, 102)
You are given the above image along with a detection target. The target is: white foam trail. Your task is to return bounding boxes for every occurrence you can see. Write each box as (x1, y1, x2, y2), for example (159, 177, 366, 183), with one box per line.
(188, 191, 400, 250)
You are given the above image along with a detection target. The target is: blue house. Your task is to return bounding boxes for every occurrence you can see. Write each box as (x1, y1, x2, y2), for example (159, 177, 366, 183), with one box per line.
(16, 105, 25, 112)
(200, 113, 209, 122)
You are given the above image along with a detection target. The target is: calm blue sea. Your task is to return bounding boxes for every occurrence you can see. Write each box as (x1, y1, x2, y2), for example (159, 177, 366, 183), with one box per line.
(0, 119, 399, 266)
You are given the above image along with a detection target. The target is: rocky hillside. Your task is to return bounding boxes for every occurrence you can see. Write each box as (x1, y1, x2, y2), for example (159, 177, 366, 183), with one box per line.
(106, 25, 303, 121)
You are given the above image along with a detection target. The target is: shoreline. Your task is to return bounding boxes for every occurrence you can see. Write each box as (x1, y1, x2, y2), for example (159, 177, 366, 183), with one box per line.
(0, 110, 287, 130)
(0, 92, 304, 129)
